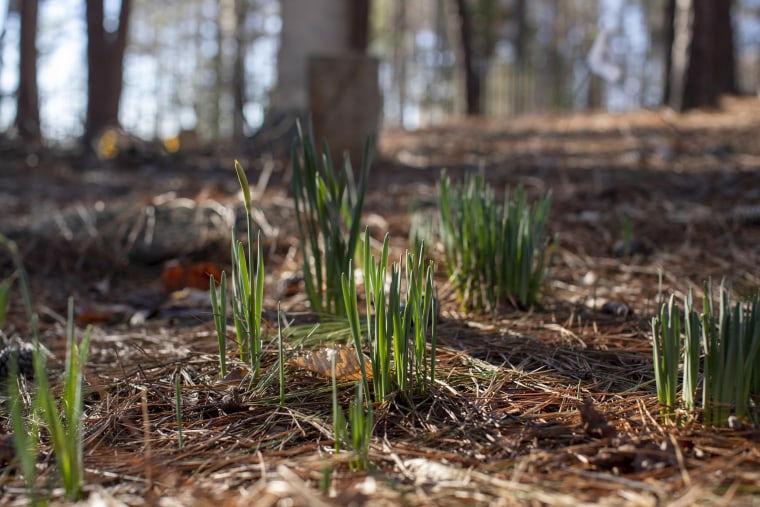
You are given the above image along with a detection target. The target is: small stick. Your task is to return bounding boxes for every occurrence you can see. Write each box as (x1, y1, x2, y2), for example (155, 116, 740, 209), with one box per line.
(141, 389, 153, 491)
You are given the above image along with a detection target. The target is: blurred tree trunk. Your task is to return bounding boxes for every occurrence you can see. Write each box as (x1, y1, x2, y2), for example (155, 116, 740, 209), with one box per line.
(587, 74, 603, 109)
(0, 5, 7, 125)
(514, 0, 527, 67)
(665, 0, 736, 111)
(392, 0, 407, 126)
(16, 0, 41, 146)
(233, 0, 247, 144)
(391, 2, 408, 126)
(270, 0, 353, 112)
(349, 0, 370, 52)
(250, 0, 357, 154)
(713, 0, 736, 95)
(452, 0, 480, 115)
(85, 0, 132, 144)
(212, 1, 224, 142)
(663, 0, 675, 102)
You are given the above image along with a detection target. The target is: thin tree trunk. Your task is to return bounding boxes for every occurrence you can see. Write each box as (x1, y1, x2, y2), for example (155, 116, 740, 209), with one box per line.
(393, 0, 407, 126)
(514, 0, 527, 67)
(452, 0, 480, 115)
(714, 0, 736, 94)
(212, 1, 223, 142)
(682, 0, 715, 108)
(85, 0, 132, 144)
(233, 0, 247, 143)
(662, 0, 675, 103)
(16, 0, 41, 146)
(270, 0, 350, 112)
(349, 0, 370, 52)
(666, 0, 735, 111)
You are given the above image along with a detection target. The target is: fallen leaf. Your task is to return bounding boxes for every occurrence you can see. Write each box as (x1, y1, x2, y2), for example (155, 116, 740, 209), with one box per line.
(162, 261, 222, 292)
(290, 346, 372, 381)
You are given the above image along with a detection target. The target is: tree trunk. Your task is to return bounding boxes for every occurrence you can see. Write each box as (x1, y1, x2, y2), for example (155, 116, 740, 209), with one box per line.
(250, 0, 353, 155)
(666, 0, 736, 111)
(270, 0, 350, 113)
(348, 0, 370, 52)
(713, 0, 736, 94)
(233, 0, 247, 144)
(662, 0, 675, 103)
(514, 0, 527, 67)
(452, 0, 480, 115)
(392, 0, 407, 126)
(85, 0, 132, 144)
(16, 0, 41, 146)
(212, 1, 224, 142)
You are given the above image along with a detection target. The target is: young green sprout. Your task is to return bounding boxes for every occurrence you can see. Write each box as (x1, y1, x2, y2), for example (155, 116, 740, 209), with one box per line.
(342, 230, 437, 404)
(651, 280, 760, 426)
(438, 171, 551, 313)
(291, 120, 372, 318)
(210, 271, 228, 377)
(651, 294, 681, 421)
(228, 161, 265, 380)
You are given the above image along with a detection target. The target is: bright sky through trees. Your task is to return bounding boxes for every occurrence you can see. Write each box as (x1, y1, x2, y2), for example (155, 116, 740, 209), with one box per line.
(0, 0, 278, 143)
(1, 0, 759, 143)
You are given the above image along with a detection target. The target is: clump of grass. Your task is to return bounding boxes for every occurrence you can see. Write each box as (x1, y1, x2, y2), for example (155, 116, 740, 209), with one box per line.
(330, 351, 373, 472)
(682, 290, 701, 412)
(291, 120, 372, 318)
(342, 230, 437, 403)
(47, 298, 92, 501)
(438, 170, 551, 313)
(0, 276, 12, 328)
(7, 360, 42, 506)
(210, 271, 228, 377)
(651, 280, 760, 426)
(2, 235, 91, 502)
(700, 281, 760, 426)
(651, 294, 681, 419)
(331, 349, 347, 455)
(209, 160, 264, 380)
(346, 381, 373, 471)
(210, 161, 265, 380)
(27, 298, 92, 502)
(2, 234, 40, 504)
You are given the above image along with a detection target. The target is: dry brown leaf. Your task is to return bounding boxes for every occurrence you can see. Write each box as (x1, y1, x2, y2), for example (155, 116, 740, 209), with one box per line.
(289, 346, 372, 381)
(162, 260, 222, 292)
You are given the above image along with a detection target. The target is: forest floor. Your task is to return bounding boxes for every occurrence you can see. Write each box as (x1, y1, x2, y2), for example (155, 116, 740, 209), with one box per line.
(1, 97, 760, 506)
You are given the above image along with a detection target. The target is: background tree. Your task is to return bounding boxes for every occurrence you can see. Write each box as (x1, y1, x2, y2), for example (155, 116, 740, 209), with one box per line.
(349, 0, 371, 51)
(251, 0, 369, 154)
(513, 0, 527, 66)
(665, 0, 736, 111)
(16, 0, 41, 146)
(85, 0, 132, 144)
(233, 0, 247, 144)
(451, 0, 480, 115)
(270, 0, 350, 116)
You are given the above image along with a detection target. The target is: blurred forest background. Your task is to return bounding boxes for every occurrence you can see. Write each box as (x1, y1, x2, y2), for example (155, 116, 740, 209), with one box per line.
(0, 0, 757, 156)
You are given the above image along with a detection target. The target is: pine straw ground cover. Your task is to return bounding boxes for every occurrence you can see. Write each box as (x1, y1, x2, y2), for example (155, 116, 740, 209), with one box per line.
(2, 98, 760, 505)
